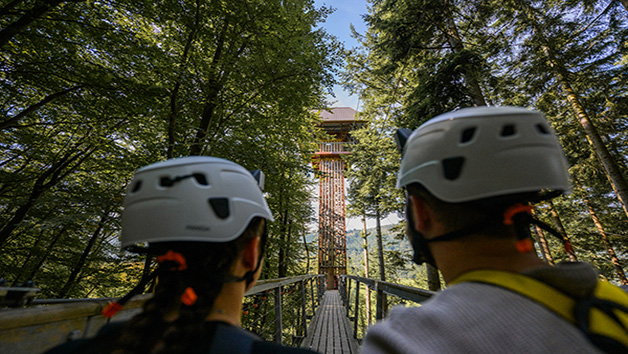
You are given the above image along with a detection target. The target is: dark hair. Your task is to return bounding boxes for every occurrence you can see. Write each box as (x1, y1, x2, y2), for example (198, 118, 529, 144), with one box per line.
(406, 183, 540, 238)
(112, 217, 265, 354)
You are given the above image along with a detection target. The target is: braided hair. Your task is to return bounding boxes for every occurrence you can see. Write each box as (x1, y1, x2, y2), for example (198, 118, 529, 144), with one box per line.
(112, 217, 265, 354)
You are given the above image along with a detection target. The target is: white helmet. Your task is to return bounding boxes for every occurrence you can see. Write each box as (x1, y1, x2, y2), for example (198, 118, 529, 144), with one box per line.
(121, 156, 274, 249)
(397, 106, 571, 202)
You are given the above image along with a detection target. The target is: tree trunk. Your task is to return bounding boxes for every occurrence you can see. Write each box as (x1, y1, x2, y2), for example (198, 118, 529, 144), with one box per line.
(575, 179, 628, 284)
(302, 231, 310, 275)
(0, 86, 83, 131)
(189, 19, 230, 156)
(277, 195, 289, 277)
(166, 0, 201, 159)
(361, 215, 371, 326)
(441, 2, 487, 106)
(524, 7, 628, 218)
(374, 205, 387, 317)
(22, 225, 69, 283)
(0, 146, 93, 248)
(167, 82, 181, 159)
(141, 254, 154, 293)
(374, 207, 385, 282)
(548, 201, 577, 261)
(281, 221, 292, 277)
(11, 229, 45, 286)
(425, 263, 441, 291)
(0, 0, 67, 48)
(57, 209, 110, 298)
(558, 77, 628, 218)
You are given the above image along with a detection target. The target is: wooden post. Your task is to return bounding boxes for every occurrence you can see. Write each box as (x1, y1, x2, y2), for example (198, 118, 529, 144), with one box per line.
(300, 280, 307, 337)
(318, 277, 325, 299)
(346, 278, 352, 316)
(310, 278, 316, 310)
(362, 216, 372, 325)
(375, 281, 384, 320)
(353, 280, 360, 339)
(274, 287, 282, 344)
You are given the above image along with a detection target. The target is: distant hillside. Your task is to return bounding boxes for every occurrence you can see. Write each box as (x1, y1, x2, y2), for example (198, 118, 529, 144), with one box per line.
(306, 224, 406, 251)
(306, 223, 413, 274)
(346, 224, 411, 269)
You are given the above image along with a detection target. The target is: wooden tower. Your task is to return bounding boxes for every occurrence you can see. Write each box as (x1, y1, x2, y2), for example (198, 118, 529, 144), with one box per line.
(313, 107, 364, 289)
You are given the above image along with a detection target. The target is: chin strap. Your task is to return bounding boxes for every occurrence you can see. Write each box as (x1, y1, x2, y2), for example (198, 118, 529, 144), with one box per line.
(406, 202, 436, 266)
(407, 202, 575, 266)
(217, 250, 263, 285)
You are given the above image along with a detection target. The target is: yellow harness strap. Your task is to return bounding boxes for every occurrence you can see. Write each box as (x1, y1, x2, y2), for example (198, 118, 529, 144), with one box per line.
(450, 269, 628, 348)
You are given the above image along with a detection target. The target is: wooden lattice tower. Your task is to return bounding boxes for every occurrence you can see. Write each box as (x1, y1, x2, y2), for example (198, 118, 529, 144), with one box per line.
(313, 107, 364, 289)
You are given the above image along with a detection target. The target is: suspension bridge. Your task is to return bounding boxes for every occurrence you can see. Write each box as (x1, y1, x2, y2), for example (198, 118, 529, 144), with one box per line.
(0, 275, 434, 353)
(0, 108, 437, 353)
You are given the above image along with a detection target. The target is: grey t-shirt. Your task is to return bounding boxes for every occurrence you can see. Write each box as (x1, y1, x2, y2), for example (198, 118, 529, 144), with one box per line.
(361, 262, 605, 354)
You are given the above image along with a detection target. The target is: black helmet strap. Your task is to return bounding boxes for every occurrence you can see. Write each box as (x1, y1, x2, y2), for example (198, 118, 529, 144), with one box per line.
(406, 198, 574, 267)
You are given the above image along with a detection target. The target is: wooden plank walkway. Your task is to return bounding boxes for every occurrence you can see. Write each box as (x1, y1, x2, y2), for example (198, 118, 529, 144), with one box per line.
(301, 290, 359, 354)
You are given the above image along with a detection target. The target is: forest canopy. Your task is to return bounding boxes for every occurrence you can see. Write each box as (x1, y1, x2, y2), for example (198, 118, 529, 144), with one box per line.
(1, 0, 628, 300)
(344, 0, 628, 287)
(0, 0, 340, 298)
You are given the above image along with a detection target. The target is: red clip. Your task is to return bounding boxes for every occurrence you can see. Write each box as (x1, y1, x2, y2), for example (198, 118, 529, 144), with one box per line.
(156, 251, 188, 271)
(503, 204, 534, 225)
(180, 287, 197, 306)
(515, 239, 534, 253)
(102, 302, 123, 318)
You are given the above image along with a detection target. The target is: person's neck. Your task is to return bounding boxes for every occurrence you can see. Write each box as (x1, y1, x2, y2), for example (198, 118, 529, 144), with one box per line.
(431, 233, 546, 284)
(205, 281, 246, 326)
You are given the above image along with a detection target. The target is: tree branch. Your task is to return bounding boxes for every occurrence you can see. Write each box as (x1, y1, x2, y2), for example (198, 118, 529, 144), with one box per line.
(0, 0, 67, 48)
(0, 85, 83, 131)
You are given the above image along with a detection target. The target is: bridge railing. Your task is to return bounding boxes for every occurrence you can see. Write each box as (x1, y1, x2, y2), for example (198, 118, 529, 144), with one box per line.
(338, 275, 435, 341)
(241, 274, 325, 346)
(0, 274, 325, 354)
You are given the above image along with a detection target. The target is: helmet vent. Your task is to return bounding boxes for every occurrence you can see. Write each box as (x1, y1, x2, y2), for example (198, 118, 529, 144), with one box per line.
(193, 173, 209, 186)
(536, 124, 549, 135)
(500, 124, 516, 137)
(442, 157, 465, 180)
(160, 176, 175, 187)
(131, 181, 142, 193)
(460, 127, 476, 143)
(160, 174, 208, 187)
(209, 198, 230, 219)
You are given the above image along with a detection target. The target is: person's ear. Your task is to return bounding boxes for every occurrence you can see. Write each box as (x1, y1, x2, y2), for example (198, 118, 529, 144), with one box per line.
(242, 236, 261, 271)
(408, 194, 433, 233)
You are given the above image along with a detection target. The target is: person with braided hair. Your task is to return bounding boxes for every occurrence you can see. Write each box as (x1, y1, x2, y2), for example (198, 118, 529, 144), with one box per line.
(46, 156, 317, 354)
(360, 107, 628, 354)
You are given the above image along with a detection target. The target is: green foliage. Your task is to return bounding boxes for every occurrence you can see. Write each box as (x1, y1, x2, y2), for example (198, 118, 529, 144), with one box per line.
(345, 224, 434, 290)
(345, 124, 403, 219)
(344, 0, 628, 286)
(0, 0, 341, 298)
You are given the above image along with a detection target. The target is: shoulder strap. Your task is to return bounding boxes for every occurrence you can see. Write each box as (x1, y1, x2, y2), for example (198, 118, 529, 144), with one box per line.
(451, 270, 628, 351)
